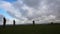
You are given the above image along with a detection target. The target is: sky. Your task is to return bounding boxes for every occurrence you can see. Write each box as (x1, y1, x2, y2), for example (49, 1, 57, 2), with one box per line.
(0, 0, 60, 24)
(0, 8, 13, 19)
(3, 0, 17, 2)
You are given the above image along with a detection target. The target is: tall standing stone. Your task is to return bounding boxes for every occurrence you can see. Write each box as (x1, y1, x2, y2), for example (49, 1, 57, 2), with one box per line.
(13, 20, 15, 26)
(3, 17, 6, 28)
(33, 20, 35, 26)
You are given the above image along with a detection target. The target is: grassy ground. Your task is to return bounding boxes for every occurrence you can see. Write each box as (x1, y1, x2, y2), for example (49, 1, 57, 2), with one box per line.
(0, 24, 60, 34)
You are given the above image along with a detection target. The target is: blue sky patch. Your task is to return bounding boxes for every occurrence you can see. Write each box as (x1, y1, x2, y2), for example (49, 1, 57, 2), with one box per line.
(3, 0, 17, 3)
(0, 8, 13, 19)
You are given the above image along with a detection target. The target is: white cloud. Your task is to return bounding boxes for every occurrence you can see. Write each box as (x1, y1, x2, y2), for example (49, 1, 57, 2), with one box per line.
(0, 14, 4, 25)
(0, 0, 60, 24)
(0, 1, 27, 20)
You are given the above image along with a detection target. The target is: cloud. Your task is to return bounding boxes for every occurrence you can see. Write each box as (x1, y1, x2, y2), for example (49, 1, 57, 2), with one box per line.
(22, 0, 40, 8)
(0, 14, 4, 25)
(0, 0, 60, 24)
(0, 14, 13, 25)
(0, 1, 27, 20)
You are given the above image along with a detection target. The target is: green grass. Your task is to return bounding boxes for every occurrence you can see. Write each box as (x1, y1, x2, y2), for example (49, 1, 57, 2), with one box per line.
(0, 24, 60, 34)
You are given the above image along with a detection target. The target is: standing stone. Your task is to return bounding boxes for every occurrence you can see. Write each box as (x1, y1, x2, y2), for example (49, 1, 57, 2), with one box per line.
(3, 17, 6, 28)
(13, 20, 15, 26)
(51, 22, 53, 24)
(33, 20, 35, 26)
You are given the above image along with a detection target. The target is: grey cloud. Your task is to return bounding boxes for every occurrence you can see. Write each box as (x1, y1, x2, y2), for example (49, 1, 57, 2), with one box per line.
(1, 0, 60, 23)
(22, 0, 41, 8)
(13, 0, 60, 20)
(46, 0, 60, 20)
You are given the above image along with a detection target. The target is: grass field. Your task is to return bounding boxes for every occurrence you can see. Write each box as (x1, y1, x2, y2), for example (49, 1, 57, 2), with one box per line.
(0, 24, 60, 34)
